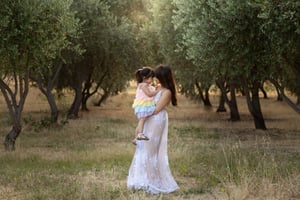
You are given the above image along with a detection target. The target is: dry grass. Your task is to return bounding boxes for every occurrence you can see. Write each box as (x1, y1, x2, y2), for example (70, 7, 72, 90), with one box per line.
(0, 85, 300, 200)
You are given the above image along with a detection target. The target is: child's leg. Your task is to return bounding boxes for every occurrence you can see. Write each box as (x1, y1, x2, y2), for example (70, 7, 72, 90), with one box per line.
(136, 117, 146, 134)
(132, 118, 146, 144)
(135, 117, 149, 141)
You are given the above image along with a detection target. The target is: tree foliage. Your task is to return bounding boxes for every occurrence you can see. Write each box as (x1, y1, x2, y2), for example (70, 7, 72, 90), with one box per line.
(59, 0, 139, 118)
(169, 0, 300, 128)
(0, 0, 77, 150)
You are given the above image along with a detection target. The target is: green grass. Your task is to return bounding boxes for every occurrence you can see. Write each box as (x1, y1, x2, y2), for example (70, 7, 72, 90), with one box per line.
(0, 94, 300, 199)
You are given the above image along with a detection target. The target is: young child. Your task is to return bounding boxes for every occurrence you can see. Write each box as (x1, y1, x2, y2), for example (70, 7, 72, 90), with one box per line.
(132, 67, 160, 145)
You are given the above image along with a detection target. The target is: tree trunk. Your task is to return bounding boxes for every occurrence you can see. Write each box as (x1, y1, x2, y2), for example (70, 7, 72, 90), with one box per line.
(81, 73, 93, 111)
(195, 81, 212, 107)
(228, 84, 240, 121)
(31, 60, 63, 123)
(251, 89, 266, 129)
(81, 95, 89, 111)
(95, 89, 110, 106)
(0, 72, 29, 151)
(81, 80, 100, 111)
(203, 88, 212, 107)
(81, 81, 91, 111)
(243, 80, 266, 130)
(67, 84, 83, 119)
(259, 82, 268, 99)
(34, 79, 59, 123)
(216, 80, 240, 120)
(82, 68, 108, 110)
(217, 93, 227, 112)
(4, 125, 21, 151)
(275, 85, 283, 101)
(47, 91, 59, 123)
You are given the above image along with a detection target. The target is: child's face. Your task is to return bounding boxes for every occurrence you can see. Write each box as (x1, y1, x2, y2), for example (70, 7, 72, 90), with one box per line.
(144, 77, 153, 84)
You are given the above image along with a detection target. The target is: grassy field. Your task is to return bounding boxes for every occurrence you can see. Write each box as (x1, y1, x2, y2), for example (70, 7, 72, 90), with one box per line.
(0, 86, 300, 200)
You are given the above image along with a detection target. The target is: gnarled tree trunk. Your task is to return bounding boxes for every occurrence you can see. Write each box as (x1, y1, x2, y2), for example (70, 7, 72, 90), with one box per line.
(4, 125, 21, 151)
(0, 72, 29, 151)
(31, 61, 62, 123)
(68, 83, 83, 119)
(216, 80, 240, 121)
(195, 81, 212, 107)
(95, 87, 110, 107)
(216, 94, 227, 112)
(243, 79, 266, 130)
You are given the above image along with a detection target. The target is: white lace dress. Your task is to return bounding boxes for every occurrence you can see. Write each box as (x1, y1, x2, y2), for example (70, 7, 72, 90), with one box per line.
(127, 91, 179, 194)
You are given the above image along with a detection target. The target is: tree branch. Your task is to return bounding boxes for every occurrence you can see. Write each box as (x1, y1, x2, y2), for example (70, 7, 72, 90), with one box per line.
(270, 79, 300, 114)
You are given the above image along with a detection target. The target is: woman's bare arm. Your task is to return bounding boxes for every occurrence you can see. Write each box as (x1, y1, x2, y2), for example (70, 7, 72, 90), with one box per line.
(152, 89, 171, 115)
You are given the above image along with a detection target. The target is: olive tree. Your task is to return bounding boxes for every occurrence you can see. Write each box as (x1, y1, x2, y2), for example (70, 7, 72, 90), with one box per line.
(172, 0, 240, 119)
(61, 0, 138, 118)
(173, 0, 274, 129)
(265, 0, 300, 113)
(0, 0, 78, 150)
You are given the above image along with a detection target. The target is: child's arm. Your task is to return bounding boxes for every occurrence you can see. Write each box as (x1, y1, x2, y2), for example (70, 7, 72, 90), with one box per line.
(140, 84, 160, 97)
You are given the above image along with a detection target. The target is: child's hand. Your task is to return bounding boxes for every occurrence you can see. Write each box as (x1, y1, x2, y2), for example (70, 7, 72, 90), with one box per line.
(155, 84, 161, 90)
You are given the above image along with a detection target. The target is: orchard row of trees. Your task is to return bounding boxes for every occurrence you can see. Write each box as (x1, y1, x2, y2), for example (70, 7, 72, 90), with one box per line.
(0, 0, 299, 150)
(0, 0, 143, 150)
(143, 0, 300, 129)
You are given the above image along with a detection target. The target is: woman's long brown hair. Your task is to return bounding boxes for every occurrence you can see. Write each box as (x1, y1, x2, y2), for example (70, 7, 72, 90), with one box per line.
(154, 65, 177, 106)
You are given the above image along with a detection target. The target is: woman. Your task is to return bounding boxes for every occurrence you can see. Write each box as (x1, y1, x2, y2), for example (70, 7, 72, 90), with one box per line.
(127, 65, 179, 194)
